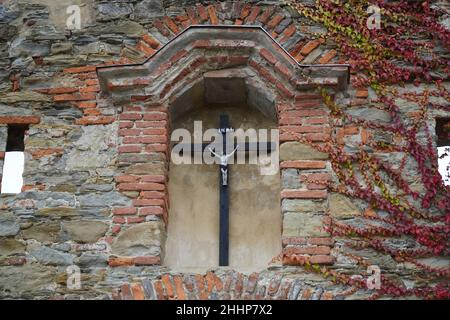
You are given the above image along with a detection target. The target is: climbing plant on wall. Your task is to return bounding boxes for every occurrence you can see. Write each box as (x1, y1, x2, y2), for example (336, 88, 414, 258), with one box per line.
(286, 0, 450, 299)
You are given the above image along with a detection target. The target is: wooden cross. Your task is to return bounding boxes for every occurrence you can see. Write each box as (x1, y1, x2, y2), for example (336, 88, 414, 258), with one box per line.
(177, 114, 276, 266)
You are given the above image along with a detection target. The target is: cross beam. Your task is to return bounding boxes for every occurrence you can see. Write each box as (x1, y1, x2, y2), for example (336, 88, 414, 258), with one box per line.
(182, 114, 276, 266)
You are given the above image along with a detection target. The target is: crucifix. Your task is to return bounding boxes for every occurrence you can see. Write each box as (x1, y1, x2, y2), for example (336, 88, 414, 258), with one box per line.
(180, 114, 276, 266)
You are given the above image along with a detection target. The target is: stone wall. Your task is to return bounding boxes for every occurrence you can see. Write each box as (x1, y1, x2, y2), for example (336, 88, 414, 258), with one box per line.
(0, 0, 448, 300)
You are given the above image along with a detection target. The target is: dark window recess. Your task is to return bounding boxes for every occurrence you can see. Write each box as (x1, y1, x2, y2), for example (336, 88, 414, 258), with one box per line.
(436, 118, 450, 147)
(6, 125, 28, 152)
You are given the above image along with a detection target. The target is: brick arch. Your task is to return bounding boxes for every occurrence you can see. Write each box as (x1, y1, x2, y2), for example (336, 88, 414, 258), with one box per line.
(94, 26, 348, 296)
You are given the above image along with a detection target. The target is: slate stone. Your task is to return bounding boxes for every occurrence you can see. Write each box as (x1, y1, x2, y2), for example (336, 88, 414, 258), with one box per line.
(61, 220, 109, 243)
(0, 211, 20, 237)
(282, 212, 328, 237)
(329, 193, 361, 218)
(280, 142, 328, 160)
(22, 221, 61, 243)
(30, 246, 73, 266)
(134, 0, 165, 20)
(78, 191, 131, 208)
(77, 252, 108, 268)
(97, 3, 133, 21)
(111, 221, 166, 256)
(9, 38, 50, 58)
(0, 239, 25, 257)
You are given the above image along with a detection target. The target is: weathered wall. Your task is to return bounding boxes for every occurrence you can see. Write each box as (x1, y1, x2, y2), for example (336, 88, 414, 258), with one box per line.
(0, 0, 448, 300)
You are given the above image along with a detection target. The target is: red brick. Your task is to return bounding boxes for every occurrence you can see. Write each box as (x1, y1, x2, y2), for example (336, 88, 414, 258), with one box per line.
(207, 5, 219, 25)
(142, 128, 167, 135)
(136, 41, 155, 56)
(161, 275, 175, 299)
(111, 224, 121, 234)
(130, 95, 152, 102)
(80, 85, 100, 93)
(280, 125, 323, 133)
(83, 108, 101, 116)
(282, 24, 296, 39)
(267, 276, 281, 296)
(143, 113, 167, 121)
(240, 4, 251, 19)
(142, 34, 160, 49)
(140, 191, 165, 199)
(294, 100, 322, 109)
(136, 121, 167, 128)
(133, 199, 164, 207)
(127, 216, 145, 224)
(356, 89, 369, 98)
(119, 113, 142, 121)
(153, 280, 166, 299)
(76, 72, 97, 80)
(308, 237, 334, 246)
(113, 217, 125, 224)
(0, 115, 40, 124)
(77, 101, 96, 109)
(281, 160, 327, 169)
(54, 93, 96, 102)
(163, 16, 179, 34)
(276, 82, 294, 98)
(173, 275, 186, 300)
(138, 206, 164, 216)
(133, 256, 160, 266)
(267, 14, 283, 29)
(234, 273, 244, 298)
(258, 7, 274, 24)
(112, 207, 137, 215)
(85, 79, 99, 86)
(131, 283, 145, 300)
(118, 145, 141, 153)
(305, 117, 328, 125)
(259, 48, 277, 65)
(283, 246, 331, 255)
(300, 40, 320, 55)
(318, 49, 337, 64)
(141, 175, 166, 183)
(300, 173, 331, 183)
(279, 116, 302, 125)
(195, 275, 208, 300)
(154, 19, 170, 37)
(186, 7, 199, 24)
(169, 50, 188, 64)
(283, 109, 327, 117)
(281, 189, 327, 199)
(246, 6, 261, 23)
(306, 133, 329, 142)
(119, 129, 142, 136)
(309, 255, 335, 264)
(29, 148, 63, 159)
(64, 66, 97, 73)
(197, 4, 208, 22)
(275, 61, 293, 79)
(108, 256, 134, 267)
(282, 237, 308, 246)
(75, 116, 114, 126)
(145, 144, 167, 152)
